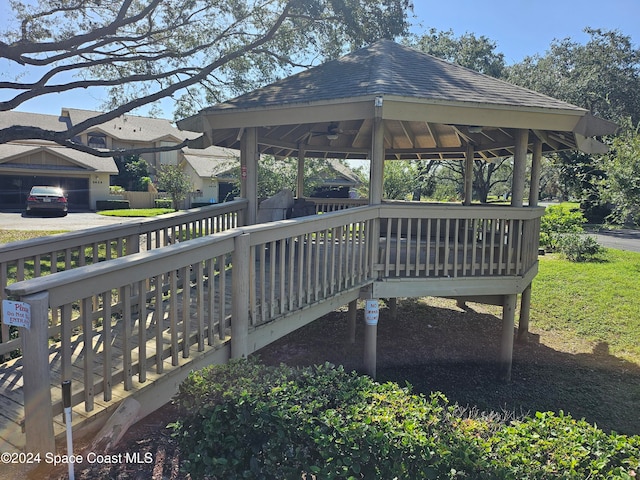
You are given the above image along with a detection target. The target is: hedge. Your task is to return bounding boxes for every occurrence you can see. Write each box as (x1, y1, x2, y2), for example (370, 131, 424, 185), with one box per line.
(154, 198, 173, 209)
(170, 359, 640, 479)
(95, 199, 130, 210)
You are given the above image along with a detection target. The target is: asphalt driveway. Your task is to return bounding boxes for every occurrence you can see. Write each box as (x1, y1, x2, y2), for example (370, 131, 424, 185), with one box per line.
(587, 228, 640, 253)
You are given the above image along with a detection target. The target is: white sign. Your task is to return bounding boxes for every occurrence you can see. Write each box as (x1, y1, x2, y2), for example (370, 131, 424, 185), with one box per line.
(364, 299, 379, 326)
(2, 300, 31, 329)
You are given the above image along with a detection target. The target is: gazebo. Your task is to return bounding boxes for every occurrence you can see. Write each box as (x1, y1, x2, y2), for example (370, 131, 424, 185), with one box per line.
(2, 40, 623, 458)
(178, 39, 616, 378)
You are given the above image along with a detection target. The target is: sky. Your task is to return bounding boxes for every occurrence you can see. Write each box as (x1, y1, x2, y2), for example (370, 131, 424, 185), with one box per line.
(411, 0, 639, 65)
(2, 0, 639, 119)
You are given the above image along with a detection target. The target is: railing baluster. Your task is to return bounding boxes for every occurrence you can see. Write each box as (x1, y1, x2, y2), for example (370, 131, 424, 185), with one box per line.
(314, 230, 321, 301)
(195, 262, 204, 352)
(269, 242, 276, 318)
(219, 254, 227, 337)
(453, 218, 459, 278)
(434, 219, 441, 277)
(259, 244, 267, 323)
(444, 219, 451, 277)
(395, 218, 402, 277)
(154, 275, 164, 373)
(122, 284, 133, 390)
(205, 259, 215, 344)
(101, 292, 112, 400)
(425, 218, 432, 277)
(461, 219, 468, 276)
(306, 232, 313, 303)
(181, 266, 190, 359)
(138, 279, 148, 380)
(288, 237, 295, 311)
(337, 226, 344, 291)
(415, 218, 422, 277)
(250, 245, 257, 325)
(169, 270, 179, 366)
(81, 296, 94, 412)
(297, 234, 305, 308)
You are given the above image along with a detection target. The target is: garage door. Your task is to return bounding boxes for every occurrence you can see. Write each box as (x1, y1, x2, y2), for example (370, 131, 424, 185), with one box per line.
(0, 175, 90, 210)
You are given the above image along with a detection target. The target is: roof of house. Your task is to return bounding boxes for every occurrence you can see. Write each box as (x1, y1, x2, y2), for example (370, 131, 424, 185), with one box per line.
(0, 143, 119, 173)
(0, 111, 68, 132)
(62, 108, 201, 144)
(181, 146, 239, 178)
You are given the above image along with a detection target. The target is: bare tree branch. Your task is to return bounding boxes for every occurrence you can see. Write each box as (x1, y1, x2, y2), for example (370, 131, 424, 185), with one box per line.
(0, 0, 412, 157)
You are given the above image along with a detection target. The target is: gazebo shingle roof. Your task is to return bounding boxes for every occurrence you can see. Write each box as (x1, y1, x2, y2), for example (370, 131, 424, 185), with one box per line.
(182, 39, 615, 161)
(207, 39, 584, 114)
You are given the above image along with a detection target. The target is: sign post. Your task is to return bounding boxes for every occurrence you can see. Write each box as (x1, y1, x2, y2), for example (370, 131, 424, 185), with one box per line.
(363, 299, 379, 378)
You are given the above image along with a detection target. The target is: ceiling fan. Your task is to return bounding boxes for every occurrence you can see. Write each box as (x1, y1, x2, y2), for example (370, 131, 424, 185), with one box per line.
(308, 122, 343, 140)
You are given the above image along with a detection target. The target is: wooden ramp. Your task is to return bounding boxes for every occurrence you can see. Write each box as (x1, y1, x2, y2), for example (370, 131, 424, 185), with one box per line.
(0, 290, 232, 453)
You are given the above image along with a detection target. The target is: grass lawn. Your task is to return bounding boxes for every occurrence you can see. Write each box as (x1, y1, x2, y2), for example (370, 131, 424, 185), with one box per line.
(532, 249, 640, 363)
(0, 229, 68, 244)
(97, 208, 175, 217)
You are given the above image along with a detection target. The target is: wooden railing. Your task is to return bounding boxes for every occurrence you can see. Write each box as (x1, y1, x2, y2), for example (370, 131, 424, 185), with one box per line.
(304, 197, 368, 213)
(244, 206, 378, 327)
(4, 202, 543, 454)
(378, 203, 543, 279)
(0, 200, 247, 358)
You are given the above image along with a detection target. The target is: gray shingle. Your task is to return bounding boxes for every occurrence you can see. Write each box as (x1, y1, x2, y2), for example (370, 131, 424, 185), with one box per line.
(206, 40, 584, 113)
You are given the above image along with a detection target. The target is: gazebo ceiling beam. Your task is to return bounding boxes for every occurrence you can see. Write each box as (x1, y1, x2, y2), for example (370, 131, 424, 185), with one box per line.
(399, 121, 417, 148)
(258, 136, 369, 156)
(424, 122, 441, 148)
(352, 119, 370, 147)
(451, 126, 475, 146)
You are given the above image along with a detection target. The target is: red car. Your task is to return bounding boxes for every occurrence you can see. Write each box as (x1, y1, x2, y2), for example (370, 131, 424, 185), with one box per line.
(25, 186, 68, 216)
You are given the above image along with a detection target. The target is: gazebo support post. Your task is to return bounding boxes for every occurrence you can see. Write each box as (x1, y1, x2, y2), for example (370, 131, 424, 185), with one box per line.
(362, 97, 385, 378)
(388, 297, 397, 320)
(458, 143, 475, 310)
(500, 294, 517, 381)
(296, 146, 305, 199)
(463, 143, 474, 206)
(497, 129, 529, 377)
(240, 127, 258, 225)
(511, 129, 528, 208)
(518, 137, 543, 341)
(363, 298, 379, 379)
(348, 299, 357, 344)
(369, 97, 385, 205)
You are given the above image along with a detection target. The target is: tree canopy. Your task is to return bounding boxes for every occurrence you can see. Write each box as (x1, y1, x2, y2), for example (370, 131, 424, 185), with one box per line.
(407, 28, 506, 78)
(506, 28, 640, 125)
(0, 0, 412, 155)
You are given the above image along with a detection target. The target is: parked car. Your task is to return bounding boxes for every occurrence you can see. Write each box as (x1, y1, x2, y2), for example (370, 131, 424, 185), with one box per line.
(25, 186, 68, 216)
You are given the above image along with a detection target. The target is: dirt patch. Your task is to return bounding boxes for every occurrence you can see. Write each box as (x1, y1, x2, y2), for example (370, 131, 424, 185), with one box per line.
(29, 297, 640, 479)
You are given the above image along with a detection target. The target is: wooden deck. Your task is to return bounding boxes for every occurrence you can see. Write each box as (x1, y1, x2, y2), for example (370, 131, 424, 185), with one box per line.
(1, 202, 543, 454)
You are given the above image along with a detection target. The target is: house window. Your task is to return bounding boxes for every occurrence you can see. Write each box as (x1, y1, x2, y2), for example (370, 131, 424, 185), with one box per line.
(88, 133, 107, 149)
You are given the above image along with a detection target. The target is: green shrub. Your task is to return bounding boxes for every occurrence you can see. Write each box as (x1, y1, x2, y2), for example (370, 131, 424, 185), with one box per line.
(95, 199, 130, 210)
(555, 233, 605, 262)
(170, 359, 477, 479)
(540, 205, 586, 250)
(170, 359, 640, 479)
(154, 198, 173, 209)
(481, 411, 640, 479)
